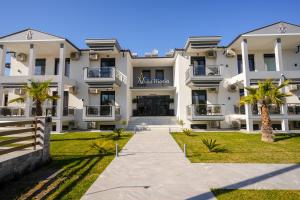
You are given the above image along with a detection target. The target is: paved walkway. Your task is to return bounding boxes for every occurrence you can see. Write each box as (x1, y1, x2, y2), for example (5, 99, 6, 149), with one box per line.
(81, 128, 300, 200)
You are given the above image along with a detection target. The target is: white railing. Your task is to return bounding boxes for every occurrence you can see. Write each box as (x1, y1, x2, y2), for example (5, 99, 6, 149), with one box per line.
(187, 104, 223, 117)
(0, 106, 25, 117)
(186, 65, 221, 80)
(83, 105, 120, 120)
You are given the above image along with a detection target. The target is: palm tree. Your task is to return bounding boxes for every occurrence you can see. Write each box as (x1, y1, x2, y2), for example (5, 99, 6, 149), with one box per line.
(9, 80, 59, 116)
(240, 79, 290, 142)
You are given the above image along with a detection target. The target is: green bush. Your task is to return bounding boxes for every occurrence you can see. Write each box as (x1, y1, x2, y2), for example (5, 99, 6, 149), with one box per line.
(183, 128, 192, 136)
(201, 138, 226, 153)
(113, 128, 124, 138)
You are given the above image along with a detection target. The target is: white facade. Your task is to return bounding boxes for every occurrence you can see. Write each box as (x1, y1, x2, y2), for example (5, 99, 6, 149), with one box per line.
(1, 22, 300, 132)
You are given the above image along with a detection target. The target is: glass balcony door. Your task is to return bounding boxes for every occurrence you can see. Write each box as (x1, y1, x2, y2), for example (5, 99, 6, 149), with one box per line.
(191, 57, 206, 76)
(100, 91, 115, 116)
(192, 90, 207, 115)
(264, 54, 276, 71)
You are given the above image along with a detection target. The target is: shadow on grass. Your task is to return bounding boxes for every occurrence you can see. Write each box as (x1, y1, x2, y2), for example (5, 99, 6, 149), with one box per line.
(51, 133, 131, 142)
(274, 134, 300, 142)
(0, 153, 113, 200)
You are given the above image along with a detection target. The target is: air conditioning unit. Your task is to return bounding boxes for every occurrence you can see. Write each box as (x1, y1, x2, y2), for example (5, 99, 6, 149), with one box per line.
(289, 84, 298, 91)
(225, 49, 236, 57)
(88, 88, 100, 94)
(227, 84, 237, 92)
(70, 52, 81, 60)
(69, 86, 77, 94)
(89, 52, 99, 61)
(14, 88, 25, 95)
(207, 88, 218, 93)
(16, 53, 27, 62)
(206, 50, 217, 58)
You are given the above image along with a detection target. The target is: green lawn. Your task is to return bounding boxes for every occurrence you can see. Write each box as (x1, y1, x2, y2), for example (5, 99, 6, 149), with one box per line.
(0, 132, 132, 200)
(172, 132, 300, 163)
(212, 189, 300, 200)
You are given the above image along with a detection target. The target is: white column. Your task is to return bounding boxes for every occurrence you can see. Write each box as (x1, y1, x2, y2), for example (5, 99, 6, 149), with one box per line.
(274, 38, 283, 71)
(241, 39, 253, 132)
(0, 86, 3, 106)
(25, 44, 35, 117)
(279, 76, 289, 132)
(0, 45, 6, 76)
(56, 43, 65, 133)
(28, 44, 35, 77)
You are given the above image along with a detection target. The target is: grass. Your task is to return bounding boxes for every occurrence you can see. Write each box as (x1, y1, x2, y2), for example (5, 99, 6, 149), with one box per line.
(212, 189, 300, 200)
(171, 132, 300, 163)
(0, 131, 132, 200)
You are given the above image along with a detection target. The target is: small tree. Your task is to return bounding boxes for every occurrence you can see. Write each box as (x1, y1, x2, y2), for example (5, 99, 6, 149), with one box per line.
(240, 80, 290, 142)
(177, 119, 185, 129)
(9, 80, 59, 116)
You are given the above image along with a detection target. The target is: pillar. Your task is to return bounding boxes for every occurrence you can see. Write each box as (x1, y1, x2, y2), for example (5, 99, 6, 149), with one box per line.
(56, 43, 65, 133)
(241, 39, 253, 132)
(279, 76, 289, 132)
(25, 44, 35, 117)
(274, 38, 283, 72)
(0, 45, 6, 76)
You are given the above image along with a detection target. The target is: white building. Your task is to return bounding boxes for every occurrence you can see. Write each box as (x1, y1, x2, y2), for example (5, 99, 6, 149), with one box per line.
(1, 21, 300, 133)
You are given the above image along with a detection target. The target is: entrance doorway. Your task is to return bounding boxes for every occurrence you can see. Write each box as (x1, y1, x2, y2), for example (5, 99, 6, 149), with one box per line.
(135, 95, 173, 116)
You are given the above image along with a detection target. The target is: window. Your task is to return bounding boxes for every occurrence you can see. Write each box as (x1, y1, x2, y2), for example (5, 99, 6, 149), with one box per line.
(264, 54, 276, 71)
(237, 55, 255, 73)
(65, 58, 70, 77)
(142, 70, 151, 81)
(191, 124, 207, 129)
(101, 91, 115, 105)
(4, 94, 8, 106)
(54, 58, 59, 75)
(155, 70, 164, 80)
(101, 58, 115, 67)
(191, 57, 206, 75)
(239, 89, 244, 98)
(35, 59, 46, 75)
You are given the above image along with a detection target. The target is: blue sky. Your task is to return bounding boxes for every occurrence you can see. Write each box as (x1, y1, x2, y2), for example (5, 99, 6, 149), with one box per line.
(1, 0, 300, 56)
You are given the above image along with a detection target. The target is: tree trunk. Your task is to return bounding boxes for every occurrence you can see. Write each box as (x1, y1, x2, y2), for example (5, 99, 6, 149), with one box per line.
(36, 101, 43, 116)
(260, 104, 274, 142)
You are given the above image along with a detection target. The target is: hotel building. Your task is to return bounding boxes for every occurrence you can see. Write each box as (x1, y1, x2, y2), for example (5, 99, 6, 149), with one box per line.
(0, 21, 300, 133)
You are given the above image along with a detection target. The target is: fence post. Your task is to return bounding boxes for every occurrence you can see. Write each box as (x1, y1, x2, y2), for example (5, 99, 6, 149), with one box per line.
(184, 144, 187, 158)
(115, 143, 118, 157)
(37, 117, 52, 163)
(33, 117, 37, 150)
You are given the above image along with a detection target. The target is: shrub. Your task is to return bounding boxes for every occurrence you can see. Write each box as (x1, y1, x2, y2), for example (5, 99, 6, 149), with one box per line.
(177, 119, 185, 129)
(183, 128, 192, 136)
(201, 138, 226, 153)
(113, 128, 124, 138)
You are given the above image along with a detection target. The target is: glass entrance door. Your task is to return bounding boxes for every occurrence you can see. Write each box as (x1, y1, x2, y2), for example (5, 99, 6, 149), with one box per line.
(136, 95, 171, 116)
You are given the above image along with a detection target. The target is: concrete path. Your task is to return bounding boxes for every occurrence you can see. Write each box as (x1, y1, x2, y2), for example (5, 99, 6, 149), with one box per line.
(81, 128, 300, 200)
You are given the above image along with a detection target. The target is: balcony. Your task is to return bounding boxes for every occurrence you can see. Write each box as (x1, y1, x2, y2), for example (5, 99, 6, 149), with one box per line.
(83, 105, 120, 121)
(30, 106, 75, 118)
(186, 104, 224, 121)
(287, 104, 300, 119)
(233, 105, 245, 114)
(252, 104, 282, 115)
(185, 65, 223, 86)
(0, 106, 25, 118)
(83, 67, 121, 86)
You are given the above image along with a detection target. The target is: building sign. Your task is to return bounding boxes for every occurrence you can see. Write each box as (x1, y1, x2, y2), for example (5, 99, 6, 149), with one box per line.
(137, 73, 170, 85)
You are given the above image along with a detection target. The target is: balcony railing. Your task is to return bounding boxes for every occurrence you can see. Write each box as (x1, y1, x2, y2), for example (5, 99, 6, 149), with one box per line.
(84, 67, 122, 85)
(233, 105, 245, 114)
(186, 65, 221, 81)
(187, 104, 223, 117)
(0, 106, 25, 117)
(252, 104, 282, 115)
(83, 105, 120, 121)
(30, 106, 75, 117)
(287, 104, 300, 115)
